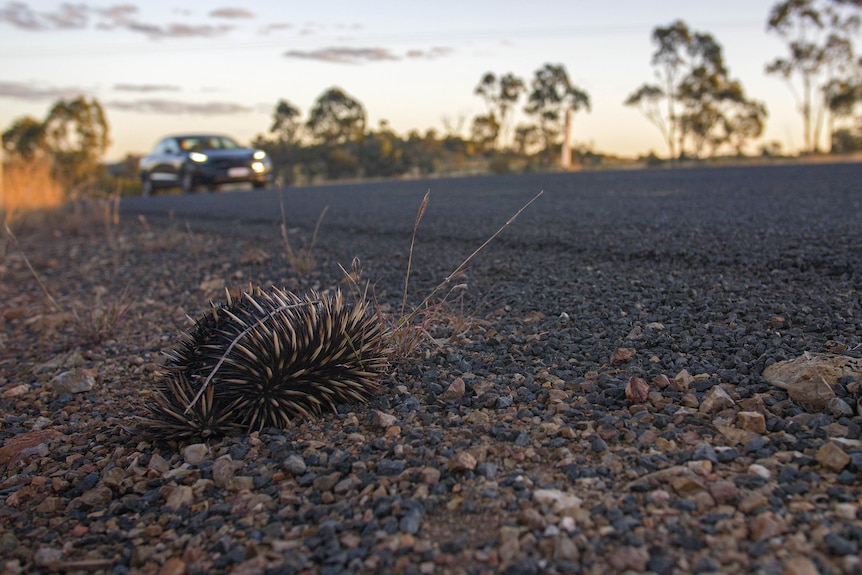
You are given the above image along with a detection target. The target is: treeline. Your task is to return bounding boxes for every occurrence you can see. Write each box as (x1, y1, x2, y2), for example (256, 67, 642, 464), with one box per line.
(253, 62, 593, 185)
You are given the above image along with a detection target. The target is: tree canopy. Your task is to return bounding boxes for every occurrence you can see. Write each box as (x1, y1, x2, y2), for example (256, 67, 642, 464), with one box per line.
(625, 20, 767, 158)
(766, 0, 862, 152)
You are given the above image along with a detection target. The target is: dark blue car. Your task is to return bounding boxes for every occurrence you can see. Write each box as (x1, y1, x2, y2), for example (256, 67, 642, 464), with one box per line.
(139, 134, 273, 195)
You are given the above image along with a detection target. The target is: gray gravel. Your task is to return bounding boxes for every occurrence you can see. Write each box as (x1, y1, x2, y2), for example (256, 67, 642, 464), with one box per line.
(1, 162, 861, 574)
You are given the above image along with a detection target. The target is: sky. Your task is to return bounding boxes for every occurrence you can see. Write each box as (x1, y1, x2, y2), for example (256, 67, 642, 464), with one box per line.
(0, 1, 805, 162)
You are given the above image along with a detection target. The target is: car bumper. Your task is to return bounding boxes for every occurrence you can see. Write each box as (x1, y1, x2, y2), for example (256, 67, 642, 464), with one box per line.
(191, 163, 272, 185)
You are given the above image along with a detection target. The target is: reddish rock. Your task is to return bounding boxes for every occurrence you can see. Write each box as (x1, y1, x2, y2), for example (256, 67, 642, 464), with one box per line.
(749, 512, 787, 541)
(816, 441, 850, 473)
(611, 347, 636, 365)
(672, 369, 694, 392)
(737, 411, 767, 434)
(763, 354, 862, 410)
(441, 377, 466, 400)
(625, 377, 649, 403)
(447, 451, 477, 472)
(0, 429, 61, 466)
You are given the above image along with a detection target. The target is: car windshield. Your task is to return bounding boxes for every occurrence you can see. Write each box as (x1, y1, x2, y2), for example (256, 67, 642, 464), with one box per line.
(177, 136, 241, 152)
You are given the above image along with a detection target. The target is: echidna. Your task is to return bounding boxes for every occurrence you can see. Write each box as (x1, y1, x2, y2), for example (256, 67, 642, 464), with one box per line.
(141, 286, 388, 440)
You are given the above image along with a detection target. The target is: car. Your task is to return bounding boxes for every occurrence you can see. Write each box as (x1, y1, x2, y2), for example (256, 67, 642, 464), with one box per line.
(139, 134, 273, 195)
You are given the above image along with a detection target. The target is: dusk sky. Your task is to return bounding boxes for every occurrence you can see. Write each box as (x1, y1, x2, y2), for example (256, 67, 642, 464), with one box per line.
(0, 1, 802, 161)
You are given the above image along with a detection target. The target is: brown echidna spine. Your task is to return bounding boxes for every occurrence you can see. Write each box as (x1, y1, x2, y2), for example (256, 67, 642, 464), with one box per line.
(140, 286, 388, 440)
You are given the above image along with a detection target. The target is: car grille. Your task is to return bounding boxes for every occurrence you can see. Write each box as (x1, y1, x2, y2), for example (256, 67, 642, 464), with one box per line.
(210, 157, 250, 169)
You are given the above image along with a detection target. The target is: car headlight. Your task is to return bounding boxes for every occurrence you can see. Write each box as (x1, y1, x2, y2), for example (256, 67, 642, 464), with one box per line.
(189, 151, 208, 163)
(253, 150, 267, 160)
(251, 161, 266, 173)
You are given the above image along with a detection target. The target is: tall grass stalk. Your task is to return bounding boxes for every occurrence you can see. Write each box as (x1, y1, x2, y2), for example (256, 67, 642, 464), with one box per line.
(396, 190, 543, 331)
(279, 187, 328, 274)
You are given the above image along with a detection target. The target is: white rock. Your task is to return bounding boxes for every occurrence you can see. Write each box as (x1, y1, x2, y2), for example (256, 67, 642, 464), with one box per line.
(748, 464, 771, 479)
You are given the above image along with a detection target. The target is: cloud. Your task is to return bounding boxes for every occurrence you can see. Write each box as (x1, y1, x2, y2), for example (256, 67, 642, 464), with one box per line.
(406, 46, 454, 60)
(114, 83, 181, 93)
(105, 98, 253, 115)
(260, 21, 292, 34)
(0, 80, 87, 100)
(210, 7, 253, 19)
(0, 2, 233, 39)
(284, 46, 399, 64)
(0, 1, 52, 29)
(124, 21, 232, 39)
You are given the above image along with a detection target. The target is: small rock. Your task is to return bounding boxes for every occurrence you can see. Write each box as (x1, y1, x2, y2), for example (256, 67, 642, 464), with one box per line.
(699, 386, 735, 413)
(159, 557, 187, 575)
(372, 410, 398, 429)
(532, 488, 582, 513)
(77, 485, 113, 509)
(0, 429, 61, 466)
(33, 547, 63, 567)
(498, 526, 521, 564)
(611, 347, 636, 365)
(164, 485, 193, 511)
(313, 472, 341, 492)
(826, 397, 854, 418)
(212, 457, 243, 488)
(420, 467, 441, 485)
(816, 441, 850, 473)
(823, 532, 858, 556)
(749, 464, 772, 479)
(518, 508, 548, 530)
(737, 411, 767, 433)
(400, 508, 423, 535)
(648, 490, 671, 506)
(608, 545, 649, 571)
(552, 535, 580, 562)
(182, 443, 210, 465)
(672, 369, 694, 392)
(49, 369, 95, 394)
(36, 497, 64, 513)
(447, 451, 477, 472)
(147, 453, 171, 474)
(670, 475, 705, 495)
(282, 454, 306, 476)
(708, 480, 737, 504)
(738, 493, 768, 514)
(762, 354, 862, 410)
(441, 377, 466, 400)
(652, 374, 672, 389)
(625, 377, 649, 403)
(2, 384, 29, 397)
(749, 512, 786, 541)
(783, 556, 819, 575)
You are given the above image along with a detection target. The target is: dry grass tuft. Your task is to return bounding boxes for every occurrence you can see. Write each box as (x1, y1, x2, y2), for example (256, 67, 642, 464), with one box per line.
(279, 188, 328, 275)
(71, 287, 132, 345)
(383, 190, 543, 364)
(1, 157, 66, 227)
(4, 224, 130, 345)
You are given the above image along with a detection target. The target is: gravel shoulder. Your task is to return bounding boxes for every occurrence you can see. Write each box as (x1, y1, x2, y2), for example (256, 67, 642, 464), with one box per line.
(1, 163, 861, 574)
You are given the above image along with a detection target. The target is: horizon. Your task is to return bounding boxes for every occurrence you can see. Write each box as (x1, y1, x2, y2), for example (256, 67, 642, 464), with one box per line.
(0, 1, 820, 162)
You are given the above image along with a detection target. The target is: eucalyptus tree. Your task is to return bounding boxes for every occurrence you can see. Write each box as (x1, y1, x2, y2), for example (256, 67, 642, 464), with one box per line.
(473, 71, 526, 149)
(524, 63, 590, 164)
(3, 96, 110, 194)
(626, 20, 766, 158)
(306, 87, 366, 145)
(766, 0, 861, 153)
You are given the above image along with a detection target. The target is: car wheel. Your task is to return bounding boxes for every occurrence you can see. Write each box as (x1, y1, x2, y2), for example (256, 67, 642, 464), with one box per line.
(252, 181, 265, 190)
(180, 169, 195, 194)
(141, 176, 153, 197)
